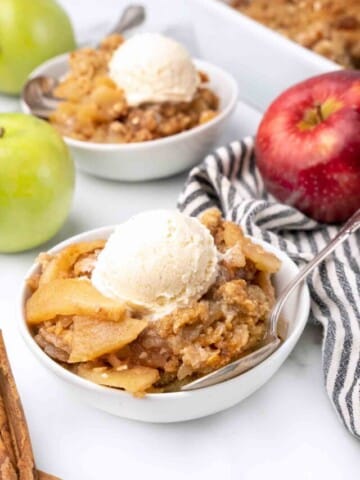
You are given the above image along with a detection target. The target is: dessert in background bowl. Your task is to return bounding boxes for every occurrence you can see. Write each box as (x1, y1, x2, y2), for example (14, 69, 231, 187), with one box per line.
(21, 33, 238, 181)
(19, 210, 310, 422)
(50, 33, 219, 144)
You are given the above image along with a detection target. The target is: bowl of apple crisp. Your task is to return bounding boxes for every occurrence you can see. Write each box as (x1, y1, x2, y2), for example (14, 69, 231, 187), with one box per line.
(22, 33, 238, 181)
(19, 209, 310, 422)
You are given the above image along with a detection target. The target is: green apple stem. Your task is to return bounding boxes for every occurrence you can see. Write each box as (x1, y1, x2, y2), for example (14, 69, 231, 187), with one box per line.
(0, 127, 4, 138)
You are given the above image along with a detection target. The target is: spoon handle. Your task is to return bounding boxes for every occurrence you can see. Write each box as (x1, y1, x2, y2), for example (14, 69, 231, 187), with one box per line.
(108, 5, 146, 36)
(270, 208, 360, 336)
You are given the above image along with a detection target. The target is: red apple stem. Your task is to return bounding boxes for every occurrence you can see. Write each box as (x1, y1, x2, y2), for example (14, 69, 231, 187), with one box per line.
(315, 104, 324, 123)
(0, 127, 4, 138)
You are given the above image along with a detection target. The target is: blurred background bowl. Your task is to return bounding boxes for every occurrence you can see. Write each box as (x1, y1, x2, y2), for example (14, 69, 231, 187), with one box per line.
(21, 55, 238, 181)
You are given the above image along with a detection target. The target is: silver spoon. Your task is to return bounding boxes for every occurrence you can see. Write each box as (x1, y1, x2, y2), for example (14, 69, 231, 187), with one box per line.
(77, 4, 145, 48)
(22, 4, 145, 119)
(182, 208, 360, 391)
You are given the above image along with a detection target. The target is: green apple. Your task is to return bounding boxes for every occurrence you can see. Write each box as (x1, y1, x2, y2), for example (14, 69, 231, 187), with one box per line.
(0, 0, 76, 95)
(0, 113, 75, 253)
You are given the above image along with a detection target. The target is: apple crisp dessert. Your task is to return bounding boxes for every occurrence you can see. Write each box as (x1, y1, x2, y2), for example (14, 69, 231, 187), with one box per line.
(25, 209, 281, 395)
(231, 0, 360, 68)
(49, 34, 219, 143)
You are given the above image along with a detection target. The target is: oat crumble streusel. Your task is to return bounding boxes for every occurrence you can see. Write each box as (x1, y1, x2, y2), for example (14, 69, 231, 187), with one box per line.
(26, 209, 281, 394)
(231, 0, 360, 68)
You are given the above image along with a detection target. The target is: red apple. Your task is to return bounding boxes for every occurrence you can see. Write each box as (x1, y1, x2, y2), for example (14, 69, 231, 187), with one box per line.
(255, 70, 360, 223)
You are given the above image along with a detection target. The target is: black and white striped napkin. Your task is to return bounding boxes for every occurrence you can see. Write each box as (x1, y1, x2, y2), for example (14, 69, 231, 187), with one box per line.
(178, 137, 360, 439)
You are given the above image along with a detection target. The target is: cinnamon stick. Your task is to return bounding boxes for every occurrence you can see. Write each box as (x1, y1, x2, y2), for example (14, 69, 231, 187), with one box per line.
(0, 332, 62, 480)
(0, 395, 17, 467)
(0, 434, 17, 480)
(0, 393, 17, 479)
(0, 332, 38, 480)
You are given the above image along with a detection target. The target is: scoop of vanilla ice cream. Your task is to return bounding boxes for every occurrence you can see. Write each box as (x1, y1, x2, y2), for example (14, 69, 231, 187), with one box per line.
(91, 210, 218, 318)
(109, 33, 199, 106)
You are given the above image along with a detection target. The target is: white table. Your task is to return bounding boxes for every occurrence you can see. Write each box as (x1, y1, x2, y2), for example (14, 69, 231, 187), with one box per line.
(0, 1, 359, 478)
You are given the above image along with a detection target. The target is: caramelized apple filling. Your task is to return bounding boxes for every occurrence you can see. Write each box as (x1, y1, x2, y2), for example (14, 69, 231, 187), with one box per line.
(26, 209, 281, 395)
(49, 34, 219, 143)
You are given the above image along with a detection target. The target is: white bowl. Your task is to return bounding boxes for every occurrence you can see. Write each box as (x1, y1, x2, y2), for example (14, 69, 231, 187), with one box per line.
(21, 55, 238, 181)
(19, 225, 310, 423)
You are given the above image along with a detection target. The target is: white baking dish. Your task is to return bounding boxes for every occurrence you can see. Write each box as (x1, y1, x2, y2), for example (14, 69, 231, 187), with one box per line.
(189, 0, 340, 111)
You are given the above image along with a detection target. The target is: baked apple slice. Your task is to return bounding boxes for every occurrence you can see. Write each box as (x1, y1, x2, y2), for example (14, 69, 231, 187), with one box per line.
(26, 278, 127, 324)
(77, 364, 159, 394)
(69, 315, 147, 363)
(40, 240, 105, 285)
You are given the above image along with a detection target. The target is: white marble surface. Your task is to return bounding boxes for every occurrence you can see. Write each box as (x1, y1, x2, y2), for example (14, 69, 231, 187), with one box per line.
(0, 1, 359, 478)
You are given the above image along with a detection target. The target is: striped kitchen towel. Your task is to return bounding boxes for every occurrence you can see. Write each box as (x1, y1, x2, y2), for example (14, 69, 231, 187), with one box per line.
(178, 136, 360, 439)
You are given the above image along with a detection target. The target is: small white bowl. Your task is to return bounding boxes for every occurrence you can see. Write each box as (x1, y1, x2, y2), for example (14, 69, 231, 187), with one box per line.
(21, 55, 238, 181)
(19, 225, 310, 423)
